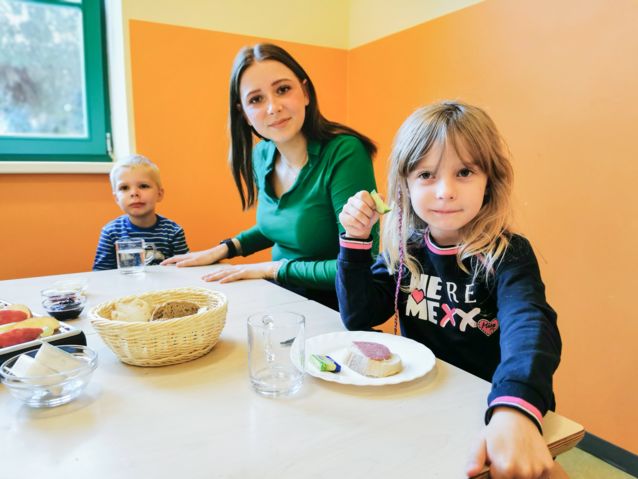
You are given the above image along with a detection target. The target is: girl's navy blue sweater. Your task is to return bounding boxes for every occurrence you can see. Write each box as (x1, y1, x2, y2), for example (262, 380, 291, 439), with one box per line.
(336, 232, 561, 430)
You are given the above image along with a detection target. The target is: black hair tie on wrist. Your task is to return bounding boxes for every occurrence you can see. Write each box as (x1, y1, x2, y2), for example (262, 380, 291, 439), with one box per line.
(220, 239, 237, 259)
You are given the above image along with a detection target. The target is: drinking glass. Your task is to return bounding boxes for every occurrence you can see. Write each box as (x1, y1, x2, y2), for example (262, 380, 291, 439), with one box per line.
(247, 312, 305, 397)
(115, 238, 152, 274)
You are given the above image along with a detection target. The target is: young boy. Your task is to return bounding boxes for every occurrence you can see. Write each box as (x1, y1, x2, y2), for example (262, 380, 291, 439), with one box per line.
(93, 154, 189, 270)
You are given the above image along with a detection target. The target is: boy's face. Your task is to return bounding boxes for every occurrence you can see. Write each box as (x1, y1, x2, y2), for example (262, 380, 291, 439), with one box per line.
(112, 167, 164, 226)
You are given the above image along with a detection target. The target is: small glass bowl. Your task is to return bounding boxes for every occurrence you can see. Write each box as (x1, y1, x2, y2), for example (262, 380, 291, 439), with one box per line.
(0, 345, 98, 408)
(41, 289, 86, 320)
(52, 278, 89, 294)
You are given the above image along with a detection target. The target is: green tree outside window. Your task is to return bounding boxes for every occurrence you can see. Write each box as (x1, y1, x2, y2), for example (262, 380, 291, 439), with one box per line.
(0, 0, 111, 162)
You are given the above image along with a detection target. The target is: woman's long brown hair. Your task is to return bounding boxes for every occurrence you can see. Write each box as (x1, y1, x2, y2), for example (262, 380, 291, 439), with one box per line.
(228, 43, 376, 209)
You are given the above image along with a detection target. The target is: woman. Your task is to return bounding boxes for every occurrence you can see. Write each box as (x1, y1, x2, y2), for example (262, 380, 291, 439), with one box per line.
(163, 43, 379, 309)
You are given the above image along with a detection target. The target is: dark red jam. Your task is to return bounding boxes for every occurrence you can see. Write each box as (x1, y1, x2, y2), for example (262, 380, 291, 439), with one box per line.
(42, 292, 85, 320)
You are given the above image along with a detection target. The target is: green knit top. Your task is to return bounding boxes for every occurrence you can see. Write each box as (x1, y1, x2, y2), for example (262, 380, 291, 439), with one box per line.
(236, 135, 379, 290)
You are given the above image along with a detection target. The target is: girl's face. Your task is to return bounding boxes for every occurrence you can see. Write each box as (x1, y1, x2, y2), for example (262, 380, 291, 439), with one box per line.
(238, 60, 309, 147)
(406, 141, 488, 246)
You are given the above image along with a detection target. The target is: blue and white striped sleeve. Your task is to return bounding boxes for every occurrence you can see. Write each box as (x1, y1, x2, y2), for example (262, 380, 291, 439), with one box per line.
(171, 226, 189, 255)
(93, 227, 117, 270)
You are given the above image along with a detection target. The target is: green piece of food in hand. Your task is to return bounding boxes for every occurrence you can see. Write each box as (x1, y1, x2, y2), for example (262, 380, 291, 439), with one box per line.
(370, 190, 391, 214)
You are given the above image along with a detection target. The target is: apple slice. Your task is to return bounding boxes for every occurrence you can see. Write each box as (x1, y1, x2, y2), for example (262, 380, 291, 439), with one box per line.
(0, 316, 60, 337)
(11, 304, 32, 317)
(1, 303, 32, 317)
(0, 309, 29, 325)
(370, 190, 392, 214)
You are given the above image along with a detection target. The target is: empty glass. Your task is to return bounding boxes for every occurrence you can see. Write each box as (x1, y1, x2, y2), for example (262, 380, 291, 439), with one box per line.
(247, 312, 305, 397)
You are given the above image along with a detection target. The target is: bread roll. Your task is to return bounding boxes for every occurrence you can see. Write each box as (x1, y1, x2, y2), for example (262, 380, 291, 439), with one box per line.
(344, 341, 402, 378)
(111, 298, 152, 322)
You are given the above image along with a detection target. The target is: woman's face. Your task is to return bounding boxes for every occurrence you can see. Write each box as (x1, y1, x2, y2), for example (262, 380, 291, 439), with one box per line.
(238, 60, 309, 147)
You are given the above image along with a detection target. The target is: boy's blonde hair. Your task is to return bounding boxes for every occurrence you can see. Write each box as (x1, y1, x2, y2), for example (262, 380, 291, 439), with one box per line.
(109, 154, 162, 191)
(383, 101, 514, 284)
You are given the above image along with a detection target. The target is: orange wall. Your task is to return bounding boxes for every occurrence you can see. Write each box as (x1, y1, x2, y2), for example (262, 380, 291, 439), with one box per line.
(0, 173, 120, 278)
(348, 0, 638, 452)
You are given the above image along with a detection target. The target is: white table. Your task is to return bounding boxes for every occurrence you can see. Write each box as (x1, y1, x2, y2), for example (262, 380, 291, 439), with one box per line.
(0, 266, 583, 478)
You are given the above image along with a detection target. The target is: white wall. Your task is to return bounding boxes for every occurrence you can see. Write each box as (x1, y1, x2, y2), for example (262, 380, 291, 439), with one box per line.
(348, 0, 484, 47)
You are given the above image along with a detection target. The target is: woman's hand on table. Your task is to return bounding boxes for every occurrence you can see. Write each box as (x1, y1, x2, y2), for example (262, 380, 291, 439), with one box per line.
(201, 261, 282, 283)
(465, 407, 554, 479)
(161, 246, 224, 267)
(339, 190, 380, 240)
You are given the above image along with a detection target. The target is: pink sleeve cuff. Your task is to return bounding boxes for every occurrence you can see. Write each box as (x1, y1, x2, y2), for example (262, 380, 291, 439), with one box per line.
(489, 396, 543, 430)
(339, 237, 373, 250)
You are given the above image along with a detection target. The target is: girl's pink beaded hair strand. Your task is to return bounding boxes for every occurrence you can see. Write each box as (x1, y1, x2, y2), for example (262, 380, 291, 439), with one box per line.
(392, 186, 405, 335)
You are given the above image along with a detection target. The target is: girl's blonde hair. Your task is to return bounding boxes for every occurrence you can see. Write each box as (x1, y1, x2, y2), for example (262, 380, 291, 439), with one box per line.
(109, 154, 162, 191)
(383, 101, 514, 284)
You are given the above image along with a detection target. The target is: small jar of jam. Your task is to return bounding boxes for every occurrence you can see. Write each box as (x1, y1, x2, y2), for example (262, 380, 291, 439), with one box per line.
(41, 289, 86, 320)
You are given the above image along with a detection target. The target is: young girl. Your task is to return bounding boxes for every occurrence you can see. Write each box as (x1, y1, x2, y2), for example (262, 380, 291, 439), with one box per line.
(163, 43, 379, 310)
(337, 101, 562, 478)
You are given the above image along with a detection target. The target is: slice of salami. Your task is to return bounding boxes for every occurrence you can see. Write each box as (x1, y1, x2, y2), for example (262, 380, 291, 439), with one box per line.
(352, 341, 391, 360)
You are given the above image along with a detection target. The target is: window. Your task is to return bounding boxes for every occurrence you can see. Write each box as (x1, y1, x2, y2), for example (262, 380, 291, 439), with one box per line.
(0, 0, 111, 164)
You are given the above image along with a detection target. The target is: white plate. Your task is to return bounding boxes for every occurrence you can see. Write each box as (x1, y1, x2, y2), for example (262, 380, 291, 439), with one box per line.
(296, 331, 436, 386)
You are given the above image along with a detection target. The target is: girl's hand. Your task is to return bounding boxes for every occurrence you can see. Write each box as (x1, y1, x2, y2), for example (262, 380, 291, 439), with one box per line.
(466, 407, 554, 479)
(161, 246, 225, 267)
(338, 190, 380, 240)
(201, 261, 282, 283)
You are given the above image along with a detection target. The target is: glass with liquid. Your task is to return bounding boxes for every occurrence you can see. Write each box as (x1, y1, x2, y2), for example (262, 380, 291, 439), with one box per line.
(115, 238, 151, 274)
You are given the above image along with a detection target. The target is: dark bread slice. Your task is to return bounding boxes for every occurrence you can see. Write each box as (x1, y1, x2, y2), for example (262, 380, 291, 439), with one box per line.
(151, 301, 200, 321)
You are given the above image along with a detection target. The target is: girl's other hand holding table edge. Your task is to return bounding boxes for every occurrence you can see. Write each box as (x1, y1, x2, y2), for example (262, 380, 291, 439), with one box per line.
(466, 407, 555, 479)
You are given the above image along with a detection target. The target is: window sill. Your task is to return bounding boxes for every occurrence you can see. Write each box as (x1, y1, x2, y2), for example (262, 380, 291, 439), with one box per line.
(0, 162, 112, 174)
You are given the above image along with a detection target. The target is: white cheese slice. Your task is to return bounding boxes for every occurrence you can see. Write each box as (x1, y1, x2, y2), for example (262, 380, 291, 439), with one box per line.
(11, 354, 58, 379)
(10, 353, 66, 395)
(34, 342, 84, 373)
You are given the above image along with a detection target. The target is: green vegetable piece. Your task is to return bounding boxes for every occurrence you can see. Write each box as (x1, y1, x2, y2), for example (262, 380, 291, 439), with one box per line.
(370, 190, 391, 214)
(310, 354, 341, 373)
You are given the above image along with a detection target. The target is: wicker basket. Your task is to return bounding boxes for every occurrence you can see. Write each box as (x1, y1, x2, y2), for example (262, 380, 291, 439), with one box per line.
(90, 287, 227, 367)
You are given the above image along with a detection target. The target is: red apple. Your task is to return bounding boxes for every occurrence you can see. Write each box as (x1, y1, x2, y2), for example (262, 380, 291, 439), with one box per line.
(0, 309, 29, 325)
(5, 304, 32, 318)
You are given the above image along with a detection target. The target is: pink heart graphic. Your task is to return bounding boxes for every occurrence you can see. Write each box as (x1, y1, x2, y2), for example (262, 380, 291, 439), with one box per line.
(478, 319, 499, 337)
(411, 289, 425, 304)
